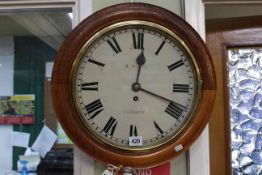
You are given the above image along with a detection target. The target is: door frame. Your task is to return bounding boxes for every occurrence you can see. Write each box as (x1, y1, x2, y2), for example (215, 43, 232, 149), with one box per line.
(206, 15, 262, 175)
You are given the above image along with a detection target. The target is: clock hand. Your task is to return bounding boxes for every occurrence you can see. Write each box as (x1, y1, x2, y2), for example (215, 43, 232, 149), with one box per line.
(132, 82, 183, 107)
(132, 83, 171, 102)
(135, 50, 146, 83)
(139, 86, 172, 103)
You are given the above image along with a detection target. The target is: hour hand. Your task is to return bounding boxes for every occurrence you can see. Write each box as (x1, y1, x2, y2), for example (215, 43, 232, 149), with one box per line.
(136, 50, 145, 66)
(135, 50, 146, 83)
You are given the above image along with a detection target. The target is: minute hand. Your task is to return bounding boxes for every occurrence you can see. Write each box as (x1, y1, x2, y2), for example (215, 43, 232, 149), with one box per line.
(139, 87, 186, 109)
(140, 87, 172, 102)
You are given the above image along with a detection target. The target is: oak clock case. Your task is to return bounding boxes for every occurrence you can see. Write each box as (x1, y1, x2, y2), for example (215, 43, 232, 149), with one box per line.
(51, 3, 216, 168)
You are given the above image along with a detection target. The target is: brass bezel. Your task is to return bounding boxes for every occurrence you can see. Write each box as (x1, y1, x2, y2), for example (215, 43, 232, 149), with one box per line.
(70, 20, 202, 151)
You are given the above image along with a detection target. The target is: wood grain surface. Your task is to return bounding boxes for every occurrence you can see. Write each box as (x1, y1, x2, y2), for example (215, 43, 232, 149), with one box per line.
(52, 3, 216, 168)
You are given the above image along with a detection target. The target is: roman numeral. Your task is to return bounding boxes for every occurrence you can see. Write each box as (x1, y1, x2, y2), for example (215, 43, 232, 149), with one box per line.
(103, 117, 117, 136)
(88, 59, 105, 67)
(81, 82, 98, 91)
(168, 60, 184, 71)
(132, 32, 144, 49)
(129, 125, 138, 136)
(165, 102, 187, 119)
(155, 40, 165, 55)
(85, 99, 103, 119)
(154, 121, 164, 135)
(173, 84, 189, 93)
(107, 37, 121, 54)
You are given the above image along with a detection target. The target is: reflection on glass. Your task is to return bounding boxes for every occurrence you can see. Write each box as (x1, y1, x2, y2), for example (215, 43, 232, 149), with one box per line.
(228, 48, 262, 175)
(0, 11, 72, 49)
(0, 10, 72, 170)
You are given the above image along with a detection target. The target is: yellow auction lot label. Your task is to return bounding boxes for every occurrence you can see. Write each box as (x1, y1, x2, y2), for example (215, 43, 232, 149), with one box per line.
(10, 95, 35, 101)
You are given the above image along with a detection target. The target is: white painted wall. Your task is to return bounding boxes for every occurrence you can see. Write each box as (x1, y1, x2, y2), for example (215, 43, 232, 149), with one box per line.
(184, 1, 210, 175)
(92, 0, 183, 16)
(74, 1, 209, 175)
(0, 36, 14, 173)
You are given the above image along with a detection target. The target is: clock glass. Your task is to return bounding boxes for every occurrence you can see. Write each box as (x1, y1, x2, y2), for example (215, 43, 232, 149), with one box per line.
(71, 20, 201, 151)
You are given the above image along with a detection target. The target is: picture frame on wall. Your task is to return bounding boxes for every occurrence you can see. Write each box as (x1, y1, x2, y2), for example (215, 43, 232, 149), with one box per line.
(0, 95, 35, 124)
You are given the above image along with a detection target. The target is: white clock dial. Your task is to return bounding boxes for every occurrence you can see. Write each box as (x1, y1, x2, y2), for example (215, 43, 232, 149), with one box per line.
(73, 22, 200, 150)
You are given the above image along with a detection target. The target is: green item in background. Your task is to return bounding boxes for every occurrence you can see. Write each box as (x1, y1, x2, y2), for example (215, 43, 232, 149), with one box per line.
(13, 36, 56, 170)
(57, 123, 72, 144)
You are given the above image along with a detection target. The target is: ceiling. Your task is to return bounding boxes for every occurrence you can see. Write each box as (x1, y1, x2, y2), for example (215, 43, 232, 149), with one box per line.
(0, 11, 72, 50)
(5, 5, 262, 50)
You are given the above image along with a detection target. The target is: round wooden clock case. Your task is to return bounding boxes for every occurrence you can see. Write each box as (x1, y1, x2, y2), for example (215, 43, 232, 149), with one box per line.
(51, 3, 216, 168)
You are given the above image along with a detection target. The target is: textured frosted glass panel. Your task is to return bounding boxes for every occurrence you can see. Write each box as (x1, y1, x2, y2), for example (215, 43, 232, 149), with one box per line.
(228, 49, 262, 175)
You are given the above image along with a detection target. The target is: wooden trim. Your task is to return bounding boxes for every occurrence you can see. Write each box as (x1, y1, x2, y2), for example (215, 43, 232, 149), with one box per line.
(206, 16, 262, 32)
(203, 0, 262, 4)
(221, 43, 232, 175)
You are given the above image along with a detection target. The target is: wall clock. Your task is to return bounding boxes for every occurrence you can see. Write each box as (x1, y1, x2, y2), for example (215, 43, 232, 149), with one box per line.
(51, 3, 216, 168)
